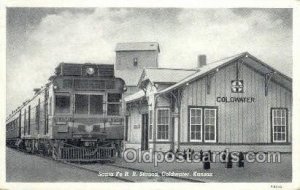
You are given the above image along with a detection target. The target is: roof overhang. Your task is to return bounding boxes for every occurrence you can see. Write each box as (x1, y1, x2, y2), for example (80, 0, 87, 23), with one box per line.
(124, 90, 146, 104)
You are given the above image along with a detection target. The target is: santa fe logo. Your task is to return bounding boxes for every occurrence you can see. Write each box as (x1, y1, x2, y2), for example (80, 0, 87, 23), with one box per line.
(231, 80, 244, 93)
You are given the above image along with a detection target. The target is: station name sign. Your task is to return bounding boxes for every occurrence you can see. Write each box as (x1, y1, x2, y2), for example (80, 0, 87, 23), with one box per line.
(217, 96, 255, 103)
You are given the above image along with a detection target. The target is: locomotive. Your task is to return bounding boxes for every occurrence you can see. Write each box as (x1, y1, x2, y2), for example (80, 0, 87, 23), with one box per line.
(6, 63, 126, 162)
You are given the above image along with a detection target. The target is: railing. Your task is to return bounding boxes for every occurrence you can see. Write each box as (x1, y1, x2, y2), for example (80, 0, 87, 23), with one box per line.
(55, 146, 115, 162)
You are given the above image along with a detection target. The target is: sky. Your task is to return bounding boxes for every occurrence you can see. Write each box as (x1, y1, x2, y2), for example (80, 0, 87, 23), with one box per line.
(6, 8, 293, 116)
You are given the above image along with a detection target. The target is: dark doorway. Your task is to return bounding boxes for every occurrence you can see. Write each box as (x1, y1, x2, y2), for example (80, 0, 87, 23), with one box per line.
(141, 113, 149, 151)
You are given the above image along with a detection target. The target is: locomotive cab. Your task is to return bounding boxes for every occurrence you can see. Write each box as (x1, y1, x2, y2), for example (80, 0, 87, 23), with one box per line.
(51, 63, 126, 149)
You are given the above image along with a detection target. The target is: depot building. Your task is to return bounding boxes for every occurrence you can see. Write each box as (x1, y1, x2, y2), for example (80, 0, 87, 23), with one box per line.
(118, 43, 292, 153)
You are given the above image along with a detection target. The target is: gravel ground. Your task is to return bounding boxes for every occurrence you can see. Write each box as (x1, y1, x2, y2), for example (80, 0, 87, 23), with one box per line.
(6, 147, 292, 182)
(6, 147, 120, 182)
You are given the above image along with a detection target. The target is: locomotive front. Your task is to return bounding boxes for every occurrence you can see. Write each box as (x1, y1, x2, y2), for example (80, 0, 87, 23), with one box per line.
(49, 63, 126, 160)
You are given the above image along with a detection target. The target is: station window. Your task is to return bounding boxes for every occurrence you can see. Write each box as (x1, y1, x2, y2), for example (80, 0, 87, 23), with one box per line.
(190, 108, 202, 141)
(272, 108, 288, 143)
(107, 93, 122, 116)
(204, 109, 217, 142)
(156, 108, 170, 141)
(75, 94, 103, 115)
(55, 95, 71, 114)
(189, 107, 217, 143)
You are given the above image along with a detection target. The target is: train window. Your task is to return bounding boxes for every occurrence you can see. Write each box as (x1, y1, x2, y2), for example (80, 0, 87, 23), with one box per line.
(75, 94, 104, 115)
(24, 109, 27, 135)
(75, 94, 89, 114)
(28, 106, 31, 135)
(107, 93, 122, 116)
(108, 94, 122, 102)
(55, 95, 71, 113)
(44, 100, 49, 135)
(90, 95, 103, 114)
(36, 99, 40, 131)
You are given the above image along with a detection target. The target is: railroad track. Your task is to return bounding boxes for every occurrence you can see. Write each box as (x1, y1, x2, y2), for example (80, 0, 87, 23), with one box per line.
(8, 147, 205, 182)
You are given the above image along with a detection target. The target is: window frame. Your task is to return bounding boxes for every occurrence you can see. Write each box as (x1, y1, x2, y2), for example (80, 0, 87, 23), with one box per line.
(89, 94, 104, 115)
(189, 108, 202, 142)
(23, 109, 27, 136)
(54, 93, 71, 114)
(35, 99, 40, 132)
(74, 92, 105, 115)
(271, 108, 288, 143)
(156, 108, 170, 141)
(203, 108, 217, 143)
(107, 93, 122, 116)
(27, 105, 31, 135)
(188, 106, 218, 143)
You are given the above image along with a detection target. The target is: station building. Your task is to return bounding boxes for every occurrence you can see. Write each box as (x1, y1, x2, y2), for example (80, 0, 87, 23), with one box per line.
(118, 43, 292, 153)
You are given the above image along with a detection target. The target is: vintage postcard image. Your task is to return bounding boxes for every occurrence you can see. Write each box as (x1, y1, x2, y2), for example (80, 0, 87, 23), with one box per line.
(1, 2, 299, 189)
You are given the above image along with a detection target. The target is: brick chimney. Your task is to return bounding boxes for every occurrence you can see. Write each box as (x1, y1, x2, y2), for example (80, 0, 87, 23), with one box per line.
(198, 55, 207, 68)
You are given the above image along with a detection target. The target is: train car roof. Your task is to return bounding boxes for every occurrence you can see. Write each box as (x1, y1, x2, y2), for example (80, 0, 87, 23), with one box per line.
(55, 63, 114, 77)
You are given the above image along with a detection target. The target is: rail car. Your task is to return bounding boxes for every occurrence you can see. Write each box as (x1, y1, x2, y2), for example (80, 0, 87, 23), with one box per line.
(6, 63, 126, 162)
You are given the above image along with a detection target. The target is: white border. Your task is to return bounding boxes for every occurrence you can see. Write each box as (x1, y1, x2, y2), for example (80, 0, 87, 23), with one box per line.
(0, 1, 300, 190)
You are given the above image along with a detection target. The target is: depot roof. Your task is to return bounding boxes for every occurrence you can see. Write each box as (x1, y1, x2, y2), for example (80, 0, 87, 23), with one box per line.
(157, 52, 292, 95)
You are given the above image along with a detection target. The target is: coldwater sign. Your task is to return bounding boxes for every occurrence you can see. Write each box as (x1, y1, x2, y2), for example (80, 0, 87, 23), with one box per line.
(216, 97, 255, 103)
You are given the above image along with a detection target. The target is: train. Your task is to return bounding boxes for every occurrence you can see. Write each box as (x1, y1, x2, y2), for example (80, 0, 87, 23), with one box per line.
(6, 63, 126, 162)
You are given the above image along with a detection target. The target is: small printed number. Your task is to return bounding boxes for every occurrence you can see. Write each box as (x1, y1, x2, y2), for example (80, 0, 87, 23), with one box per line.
(271, 185, 282, 189)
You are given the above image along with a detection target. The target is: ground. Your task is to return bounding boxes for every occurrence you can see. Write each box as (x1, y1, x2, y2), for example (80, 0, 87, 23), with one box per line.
(6, 148, 118, 182)
(113, 152, 292, 182)
(6, 147, 292, 182)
